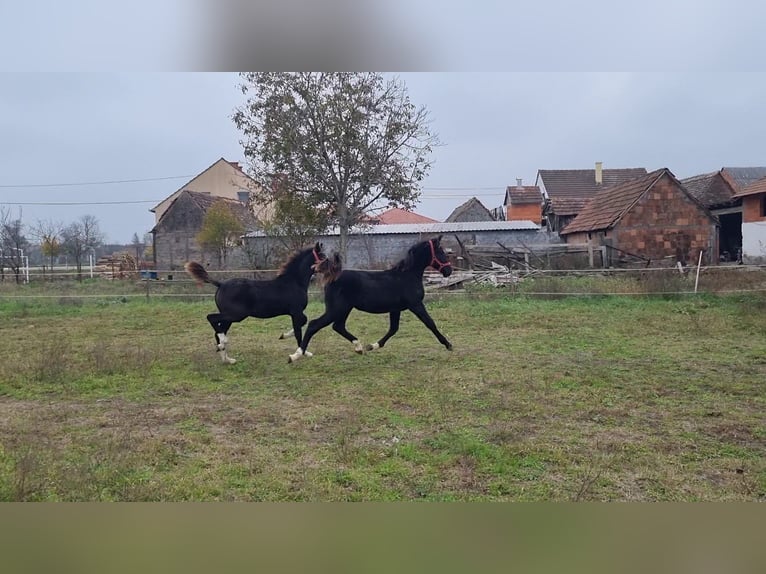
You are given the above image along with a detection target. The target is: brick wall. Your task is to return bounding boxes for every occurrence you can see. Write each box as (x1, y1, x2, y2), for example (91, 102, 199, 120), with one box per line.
(742, 194, 766, 223)
(506, 203, 542, 222)
(614, 176, 717, 265)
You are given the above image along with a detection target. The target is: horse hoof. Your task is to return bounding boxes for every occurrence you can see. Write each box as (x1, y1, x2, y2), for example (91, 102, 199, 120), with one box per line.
(304, 351, 313, 358)
(365, 344, 373, 352)
(279, 333, 285, 340)
(446, 343, 453, 351)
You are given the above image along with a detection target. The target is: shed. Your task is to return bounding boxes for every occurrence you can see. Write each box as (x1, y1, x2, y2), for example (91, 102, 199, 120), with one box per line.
(560, 168, 719, 266)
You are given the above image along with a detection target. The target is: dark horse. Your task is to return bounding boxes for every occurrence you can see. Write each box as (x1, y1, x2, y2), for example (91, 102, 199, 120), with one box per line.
(288, 236, 453, 363)
(185, 243, 325, 364)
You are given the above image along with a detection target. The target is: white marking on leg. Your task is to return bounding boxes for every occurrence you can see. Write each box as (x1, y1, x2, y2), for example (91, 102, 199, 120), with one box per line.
(304, 351, 313, 358)
(288, 348, 304, 363)
(280, 329, 294, 340)
(353, 339, 364, 353)
(369, 342, 380, 351)
(218, 333, 228, 344)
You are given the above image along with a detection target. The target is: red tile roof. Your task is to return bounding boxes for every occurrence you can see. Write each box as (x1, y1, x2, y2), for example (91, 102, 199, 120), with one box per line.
(732, 175, 766, 198)
(538, 168, 647, 202)
(371, 208, 438, 224)
(505, 185, 542, 205)
(560, 168, 703, 235)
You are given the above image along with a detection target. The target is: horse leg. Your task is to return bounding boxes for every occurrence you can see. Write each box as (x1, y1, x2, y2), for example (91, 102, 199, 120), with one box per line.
(409, 304, 453, 351)
(366, 310, 400, 351)
(289, 312, 311, 356)
(331, 309, 364, 353)
(207, 313, 237, 364)
(289, 312, 333, 363)
(278, 328, 294, 340)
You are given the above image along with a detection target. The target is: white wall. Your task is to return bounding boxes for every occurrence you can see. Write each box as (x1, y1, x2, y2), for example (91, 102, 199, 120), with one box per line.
(741, 221, 766, 263)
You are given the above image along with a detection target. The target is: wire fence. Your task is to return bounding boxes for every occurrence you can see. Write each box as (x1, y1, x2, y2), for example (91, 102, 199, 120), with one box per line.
(1, 264, 765, 303)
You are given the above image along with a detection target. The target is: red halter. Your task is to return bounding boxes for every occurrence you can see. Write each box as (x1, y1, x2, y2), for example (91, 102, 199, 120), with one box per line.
(429, 239, 452, 272)
(312, 248, 324, 264)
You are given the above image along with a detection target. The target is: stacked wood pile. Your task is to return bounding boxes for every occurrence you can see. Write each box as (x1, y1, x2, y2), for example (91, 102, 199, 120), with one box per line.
(94, 252, 139, 279)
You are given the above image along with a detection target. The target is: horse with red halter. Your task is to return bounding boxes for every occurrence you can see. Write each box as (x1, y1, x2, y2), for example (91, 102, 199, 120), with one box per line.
(289, 236, 453, 363)
(185, 243, 325, 364)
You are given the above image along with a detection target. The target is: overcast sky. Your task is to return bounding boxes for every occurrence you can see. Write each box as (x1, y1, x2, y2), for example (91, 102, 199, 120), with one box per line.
(1, 1, 765, 243)
(2, 71, 766, 244)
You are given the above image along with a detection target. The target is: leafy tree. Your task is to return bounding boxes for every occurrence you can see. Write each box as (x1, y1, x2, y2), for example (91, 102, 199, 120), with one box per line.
(197, 203, 245, 267)
(259, 179, 330, 256)
(233, 72, 438, 260)
(62, 215, 104, 280)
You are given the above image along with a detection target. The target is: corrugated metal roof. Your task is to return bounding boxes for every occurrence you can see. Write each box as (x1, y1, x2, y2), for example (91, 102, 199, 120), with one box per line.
(246, 220, 539, 237)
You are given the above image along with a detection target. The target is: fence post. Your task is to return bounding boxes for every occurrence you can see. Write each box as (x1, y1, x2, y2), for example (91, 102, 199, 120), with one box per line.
(694, 250, 703, 293)
(145, 279, 150, 301)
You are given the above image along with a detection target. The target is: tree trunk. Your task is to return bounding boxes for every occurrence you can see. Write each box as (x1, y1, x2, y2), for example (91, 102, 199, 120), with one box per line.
(339, 225, 348, 264)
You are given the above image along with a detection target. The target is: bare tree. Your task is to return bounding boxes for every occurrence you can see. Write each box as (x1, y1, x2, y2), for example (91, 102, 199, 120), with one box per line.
(0, 207, 29, 283)
(233, 72, 439, 261)
(32, 218, 64, 277)
(61, 215, 105, 280)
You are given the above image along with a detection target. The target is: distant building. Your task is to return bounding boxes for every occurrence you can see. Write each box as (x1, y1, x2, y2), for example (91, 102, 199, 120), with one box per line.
(732, 176, 766, 264)
(366, 208, 438, 225)
(445, 197, 495, 222)
(561, 168, 718, 266)
(504, 178, 542, 224)
(538, 163, 647, 232)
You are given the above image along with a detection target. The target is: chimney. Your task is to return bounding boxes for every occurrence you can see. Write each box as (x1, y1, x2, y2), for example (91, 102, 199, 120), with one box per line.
(516, 178, 523, 189)
(595, 161, 603, 185)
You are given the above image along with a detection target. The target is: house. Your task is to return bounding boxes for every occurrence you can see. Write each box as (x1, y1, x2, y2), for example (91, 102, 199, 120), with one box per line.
(681, 167, 766, 261)
(151, 190, 256, 273)
(245, 220, 550, 269)
(366, 208, 438, 225)
(150, 158, 271, 224)
(504, 178, 542, 223)
(560, 168, 718, 266)
(445, 197, 495, 222)
(732, 176, 766, 264)
(538, 162, 647, 232)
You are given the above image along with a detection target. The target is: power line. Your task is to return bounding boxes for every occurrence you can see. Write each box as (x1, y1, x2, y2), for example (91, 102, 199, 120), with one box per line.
(0, 175, 195, 189)
(0, 200, 159, 206)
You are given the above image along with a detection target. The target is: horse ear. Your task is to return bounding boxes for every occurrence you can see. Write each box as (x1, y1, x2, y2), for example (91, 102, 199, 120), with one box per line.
(315, 242, 321, 251)
(436, 235, 443, 244)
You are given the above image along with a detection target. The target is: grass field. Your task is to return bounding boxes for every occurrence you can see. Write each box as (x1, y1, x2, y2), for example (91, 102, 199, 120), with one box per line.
(0, 290, 764, 501)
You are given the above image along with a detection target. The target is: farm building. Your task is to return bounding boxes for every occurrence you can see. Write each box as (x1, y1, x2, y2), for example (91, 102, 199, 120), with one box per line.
(560, 168, 719, 266)
(732, 176, 766, 264)
(150, 157, 271, 224)
(365, 208, 438, 225)
(681, 166, 766, 262)
(244, 220, 554, 269)
(151, 190, 257, 273)
(445, 197, 495, 223)
(538, 163, 647, 233)
(504, 178, 543, 223)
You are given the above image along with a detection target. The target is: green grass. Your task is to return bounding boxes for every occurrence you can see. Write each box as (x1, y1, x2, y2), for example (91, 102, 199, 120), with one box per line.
(0, 293, 764, 501)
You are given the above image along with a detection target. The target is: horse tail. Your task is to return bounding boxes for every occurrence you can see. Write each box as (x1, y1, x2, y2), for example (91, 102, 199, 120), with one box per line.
(319, 252, 343, 285)
(185, 261, 221, 288)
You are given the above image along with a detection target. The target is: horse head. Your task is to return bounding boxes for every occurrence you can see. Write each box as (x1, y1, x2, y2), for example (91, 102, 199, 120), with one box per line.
(310, 242, 326, 272)
(428, 236, 452, 277)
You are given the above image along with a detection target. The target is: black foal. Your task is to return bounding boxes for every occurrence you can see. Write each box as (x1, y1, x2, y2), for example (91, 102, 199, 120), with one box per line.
(186, 243, 325, 363)
(289, 236, 453, 363)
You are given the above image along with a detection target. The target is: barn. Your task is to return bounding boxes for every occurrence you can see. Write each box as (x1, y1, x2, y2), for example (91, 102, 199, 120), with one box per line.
(560, 168, 719, 266)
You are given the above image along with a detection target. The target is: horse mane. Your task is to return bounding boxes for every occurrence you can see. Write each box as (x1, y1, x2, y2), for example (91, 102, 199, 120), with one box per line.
(317, 253, 343, 285)
(393, 241, 426, 272)
(278, 247, 311, 278)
